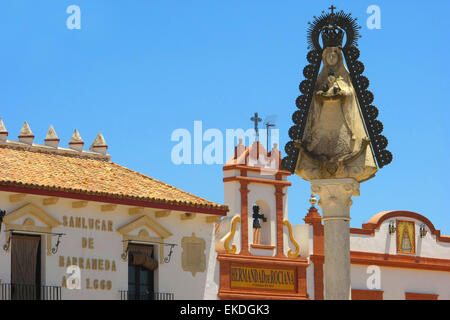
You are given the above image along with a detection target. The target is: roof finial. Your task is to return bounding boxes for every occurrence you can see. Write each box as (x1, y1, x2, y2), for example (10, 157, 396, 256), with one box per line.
(329, 5, 336, 14)
(45, 125, 60, 148)
(18, 121, 34, 144)
(0, 118, 8, 142)
(90, 132, 108, 155)
(69, 129, 84, 152)
(309, 194, 318, 208)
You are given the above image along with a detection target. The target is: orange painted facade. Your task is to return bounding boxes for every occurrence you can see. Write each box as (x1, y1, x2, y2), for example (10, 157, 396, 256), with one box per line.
(217, 254, 309, 300)
(218, 142, 308, 300)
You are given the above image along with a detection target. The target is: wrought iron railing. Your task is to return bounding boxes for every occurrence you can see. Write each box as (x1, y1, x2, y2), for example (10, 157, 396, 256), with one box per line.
(119, 290, 174, 300)
(0, 283, 62, 300)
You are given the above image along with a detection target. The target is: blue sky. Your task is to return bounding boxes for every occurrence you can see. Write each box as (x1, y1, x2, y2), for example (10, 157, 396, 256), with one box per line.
(0, 1, 449, 233)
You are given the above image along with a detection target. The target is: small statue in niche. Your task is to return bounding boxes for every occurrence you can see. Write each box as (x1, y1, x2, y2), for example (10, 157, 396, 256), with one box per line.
(252, 204, 267, 245)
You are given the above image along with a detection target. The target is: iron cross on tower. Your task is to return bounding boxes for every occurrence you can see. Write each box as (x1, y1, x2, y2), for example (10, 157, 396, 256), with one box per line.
(250, 112, 262, 141)
(329, 5, 336, 14)
(265, 120, 275, 150)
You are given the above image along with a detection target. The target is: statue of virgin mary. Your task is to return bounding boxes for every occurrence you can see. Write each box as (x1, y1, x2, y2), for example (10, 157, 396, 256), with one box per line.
(295, 45, 378, 182)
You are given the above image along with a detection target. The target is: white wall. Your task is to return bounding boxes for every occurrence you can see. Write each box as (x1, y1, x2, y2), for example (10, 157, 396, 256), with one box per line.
(351, 264, 450, 300)
(0, 191, 217, 300)
(291, 213, 450, 300)
(350, 218, 450, 259)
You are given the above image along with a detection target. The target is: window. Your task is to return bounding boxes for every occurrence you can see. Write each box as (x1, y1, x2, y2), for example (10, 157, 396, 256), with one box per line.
(11, 234, 41, 300)
(127, 244, 157, 300)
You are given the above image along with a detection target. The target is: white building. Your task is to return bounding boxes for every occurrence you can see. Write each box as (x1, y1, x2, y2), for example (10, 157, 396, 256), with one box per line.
(0, 120, 227, 300)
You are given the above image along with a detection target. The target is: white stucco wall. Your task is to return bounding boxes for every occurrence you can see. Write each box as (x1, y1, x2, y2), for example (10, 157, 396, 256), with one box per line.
(291, 212, 450, 300)
(351, 264, 450, 300)
(350, 218, 450, 259)
(0, 191, 217, 300)
(349, 216, 450, 299)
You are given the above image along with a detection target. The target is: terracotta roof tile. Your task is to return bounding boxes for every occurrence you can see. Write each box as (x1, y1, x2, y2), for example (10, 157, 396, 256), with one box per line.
(0, 145, 227, 213)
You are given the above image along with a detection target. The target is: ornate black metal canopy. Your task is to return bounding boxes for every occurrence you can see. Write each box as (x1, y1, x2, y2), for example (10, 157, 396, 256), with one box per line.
(282, 6, 392, 173)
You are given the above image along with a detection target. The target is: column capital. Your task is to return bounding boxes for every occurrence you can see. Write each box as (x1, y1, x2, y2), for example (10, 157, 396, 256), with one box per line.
(311, 178, 359, 221)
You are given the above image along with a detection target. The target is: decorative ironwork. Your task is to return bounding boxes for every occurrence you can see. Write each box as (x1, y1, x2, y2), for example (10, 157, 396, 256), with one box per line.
(250, 112, 262, 140)
(121, 246, 128, 260)
(3, 231, 11, 251)
(51, 234, 63, 254)
(419, 224, 427, 238)
(119, 290, 174, 300)
(282, 6, 392, 173)
(343, 46, 393, 168)
(0, 283, 61, 300)
(121, 239, 177, 263)
(3, 229, 65, 253)
(164, 244, 175, 263)
(388, 220, 396, 235)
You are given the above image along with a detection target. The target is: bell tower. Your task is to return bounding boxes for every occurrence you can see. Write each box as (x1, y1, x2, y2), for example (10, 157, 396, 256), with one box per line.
(222, 139, 291, 256)
(215, 138, 309, 300)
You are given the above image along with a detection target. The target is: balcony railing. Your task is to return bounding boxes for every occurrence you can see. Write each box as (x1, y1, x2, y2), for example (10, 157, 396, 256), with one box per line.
(0, 283, 62, 300)
(119, 290, 174, 300)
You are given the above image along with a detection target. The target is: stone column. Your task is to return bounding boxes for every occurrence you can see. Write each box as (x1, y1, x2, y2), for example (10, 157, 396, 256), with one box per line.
(311, 178, 359, 300)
